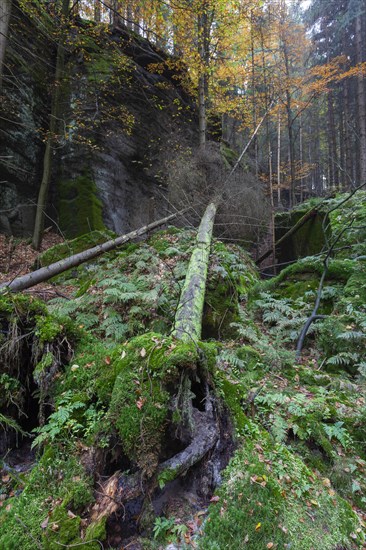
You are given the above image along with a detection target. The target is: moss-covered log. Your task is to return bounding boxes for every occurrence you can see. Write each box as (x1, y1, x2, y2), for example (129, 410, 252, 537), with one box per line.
(0, 212, 179, 292)
(173, 202, 217, 342)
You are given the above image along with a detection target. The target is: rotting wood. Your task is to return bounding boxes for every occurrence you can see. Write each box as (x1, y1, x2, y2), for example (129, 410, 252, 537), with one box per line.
(0, 211, 180, 293)
(90, 408, 218, 522)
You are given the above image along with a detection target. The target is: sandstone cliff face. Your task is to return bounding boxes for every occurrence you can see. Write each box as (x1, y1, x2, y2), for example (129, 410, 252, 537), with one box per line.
(0, 5, 196, 237)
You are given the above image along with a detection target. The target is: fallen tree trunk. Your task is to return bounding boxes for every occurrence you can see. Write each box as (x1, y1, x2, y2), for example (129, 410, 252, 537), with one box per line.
(0, 212, 179, 293)
(89, 202, 220, 529)
(173, 201, 217, 342)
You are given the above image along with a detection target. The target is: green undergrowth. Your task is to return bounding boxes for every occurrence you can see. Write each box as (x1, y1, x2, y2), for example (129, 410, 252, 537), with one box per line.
(1, 205, 366, 548)
(200, 427, 363, 550)
(44, 228, 258, 343)
(0, 449, 96, 550)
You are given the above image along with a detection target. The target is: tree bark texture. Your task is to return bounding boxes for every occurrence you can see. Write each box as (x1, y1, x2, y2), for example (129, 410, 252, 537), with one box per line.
(0, 212, 179, 293)
(0, 0, 12, 89)
(173, 202, 217, 342)
(355, 14, 366, 184)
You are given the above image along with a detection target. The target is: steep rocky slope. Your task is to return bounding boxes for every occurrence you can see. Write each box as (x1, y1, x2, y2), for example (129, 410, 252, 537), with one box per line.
(0, 3, 196, 238)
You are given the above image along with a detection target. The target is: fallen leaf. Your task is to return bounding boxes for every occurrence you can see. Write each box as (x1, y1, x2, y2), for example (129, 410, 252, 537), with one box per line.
(51, 523, 59, 532)
(71, 364, 79, 371)
(255, 522, 261, 531)
(136, 398, 145, 410)
(140, 348, 146, 357)
(121, 350, 126, 359)
(67, 510, 77, 519)
(244, 534, 249, 543)
(267, 543, 274, 549)
(105, 356, 111, 365)
(210, 495, 220, 503)
(41, 517, 49, 529)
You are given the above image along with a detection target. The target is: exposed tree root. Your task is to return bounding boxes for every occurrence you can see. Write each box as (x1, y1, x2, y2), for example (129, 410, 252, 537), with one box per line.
(89, 403, 218, 525)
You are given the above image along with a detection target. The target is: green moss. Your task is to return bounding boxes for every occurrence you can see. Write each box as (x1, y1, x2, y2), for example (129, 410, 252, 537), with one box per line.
(0, 453, 92, 550)
(219, 378, 249, 434)
(53, 336, 117, 406)
(202, 243, 258, 340)
(341, 266, 366, 310)
(200, 432, 363, 550)
(108, 332, 201, 473)
(58, 172, 105, 238)
(85, 516, 107, 545)
(275, 210, 330, 264)
(43, 505, 82, 549)
(157, 465, 181, 489)
(203, 282, 239, 339)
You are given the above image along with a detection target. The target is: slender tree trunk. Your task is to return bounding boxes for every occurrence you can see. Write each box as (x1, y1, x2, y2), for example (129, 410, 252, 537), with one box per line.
(32, 0, 69, 250)
(327, 89, 338, 188)
(251, 15, 258, 177)
(126, 3, 133, 29)
(94, 0, 101, 22)
(277, 111, 281, 206)
(198, 73, 206, 147)
(282, 41, 296, 206)
(197, 2, 210, 147)
(299, 113, 303, 201)
(133, 5, 140, 34)
(0, 0, 12, 89)
(355, 14, 366, 183)
(338, 93, 346, 190)
(268, 138, 276, 273)
(343, 79, 353, 186)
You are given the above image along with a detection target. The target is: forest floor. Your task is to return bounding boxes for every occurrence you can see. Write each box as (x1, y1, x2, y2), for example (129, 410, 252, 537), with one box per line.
(0, 232, 63, 283)
(0, 232, 74, 300)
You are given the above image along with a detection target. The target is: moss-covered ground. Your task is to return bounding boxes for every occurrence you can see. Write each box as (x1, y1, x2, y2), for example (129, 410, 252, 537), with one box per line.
(0, 192, 366, 549)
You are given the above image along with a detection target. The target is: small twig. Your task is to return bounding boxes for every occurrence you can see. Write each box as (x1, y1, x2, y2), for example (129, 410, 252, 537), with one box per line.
(14, 515, 43, 549)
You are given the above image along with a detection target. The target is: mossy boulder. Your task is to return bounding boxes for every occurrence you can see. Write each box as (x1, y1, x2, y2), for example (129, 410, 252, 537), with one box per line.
(58, 173, 105, 238)
(275, 209, 330, 264)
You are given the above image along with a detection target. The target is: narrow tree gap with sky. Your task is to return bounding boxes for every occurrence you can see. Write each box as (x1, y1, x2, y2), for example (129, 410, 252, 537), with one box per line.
(0, 0, 366, 548)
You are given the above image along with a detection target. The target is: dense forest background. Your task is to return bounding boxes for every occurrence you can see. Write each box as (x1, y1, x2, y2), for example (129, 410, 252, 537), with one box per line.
(0, 0, 365, 249)
(1, 2, 366, 550)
